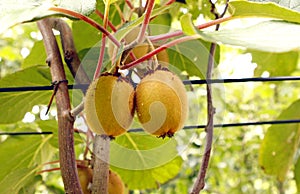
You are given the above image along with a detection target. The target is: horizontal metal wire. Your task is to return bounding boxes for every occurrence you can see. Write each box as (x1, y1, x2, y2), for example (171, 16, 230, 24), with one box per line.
(0, 131, 53, 136)
(184, 76, 300, 85)
(1, 76, 300, 136)
(1, 76, 300, 92)
(1, 119, 300, 136)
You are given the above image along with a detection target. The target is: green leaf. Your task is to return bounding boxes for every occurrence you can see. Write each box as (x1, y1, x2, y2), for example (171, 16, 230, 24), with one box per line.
(0, 64, 76, 124)
(0, 66, 52, 123)
(0, 65, 51, 87)
(72, 1, 169, 51)
(180, 13, 198, 36)
(22, 36, 64, 68)
(19, 175, 43, 194)
(0, 167, 37, 194)
(259, 99, 300, 181)
(182, 0, 216, 20)
(0, 0, 96, 34)
(150, 13, 172, 35)
(0, 45, 22, 61)
(250, 50, 299, 76)
(56, 0, 96, 15)
(198, 20, 300, 53)
(249, 0, 300, 12)
(113, 5, 173, 41)
(22, 40, 47, 68)
(112, 156, 182, 190)
(71, 0, 122, 51)
(294, 157, 300, 192)
(110, 133, 183, 189)
(97, 1, 123, 28)
(72, 17, 102, 51)
(228, 1, 300, 24)
(167, 39, 219, 78)
(37, 119, 84, 148)
(0, 135, 51, 193)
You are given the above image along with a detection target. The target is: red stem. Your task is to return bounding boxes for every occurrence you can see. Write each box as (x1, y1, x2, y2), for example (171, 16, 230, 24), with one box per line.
(165, 0, 176, 5)
(37, 167, 61, 174)
(125, 0, 134, 9)
(94, 3, 110, 79)
(149, 16, 232, 42)
(49, 7, 120, 47)
(95, 10, 117, 32)
(137, 0, 155, 43)
(120, 35, 198, 70)
(191, 2, 229, 192)
(93, 37, 106, 79)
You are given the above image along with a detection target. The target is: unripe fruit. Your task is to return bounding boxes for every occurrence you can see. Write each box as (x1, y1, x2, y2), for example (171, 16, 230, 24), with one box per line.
(84, 74, 135, 137)
(155, 46, 169, 65)
(135, 68, 188, 138)
(78, 168, 125, 194)
(78, 167, 93, 194)
(108, 170, 125, 194)
(123, 26, 149, 64)
(108, 26, 169, 66)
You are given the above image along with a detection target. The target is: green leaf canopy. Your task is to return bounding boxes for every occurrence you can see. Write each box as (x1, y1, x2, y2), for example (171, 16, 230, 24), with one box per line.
(259, 100, 300, 181)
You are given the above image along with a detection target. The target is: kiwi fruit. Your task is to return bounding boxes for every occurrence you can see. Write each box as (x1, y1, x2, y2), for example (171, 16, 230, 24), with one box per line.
(78, 168, 125, 194)
(135, 68, 188, 138)
(78, 167, 93, 194)
(84, 73, 135, 137)
(123, 26, 149, 64)
(108, 26, 169, 66)
(108, 170, 125, 194)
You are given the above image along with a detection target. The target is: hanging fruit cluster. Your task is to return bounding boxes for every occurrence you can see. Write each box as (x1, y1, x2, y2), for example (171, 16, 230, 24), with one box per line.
(84, 27, 188, 138)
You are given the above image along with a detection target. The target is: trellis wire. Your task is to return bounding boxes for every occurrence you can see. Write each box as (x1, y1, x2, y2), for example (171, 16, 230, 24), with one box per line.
(1, 76, 300, 92)
(1, 76, 300, 136)
(1, 119, 300, 136)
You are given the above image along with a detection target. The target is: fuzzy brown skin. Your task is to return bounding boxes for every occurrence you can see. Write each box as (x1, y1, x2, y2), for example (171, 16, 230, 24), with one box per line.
(135, 69, 188, 138)
(78, 168, 125, 194)
(84, 75, 135, 137)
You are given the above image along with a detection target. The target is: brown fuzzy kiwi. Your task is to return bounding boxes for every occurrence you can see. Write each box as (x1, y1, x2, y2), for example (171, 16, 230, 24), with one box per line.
(108, 26, 169, 66)
(78, 167, 93, 194)
(108, 170, 125, 194)
(135, 68, 188, 138)
(78, 168, 125, 194)
(108, 26, 149, 65)
(123, 26, 149, 64)
(84, 74, 135, 137)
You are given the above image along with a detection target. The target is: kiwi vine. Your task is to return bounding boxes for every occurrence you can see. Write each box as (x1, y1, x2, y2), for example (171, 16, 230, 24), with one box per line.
(37, 0, 231, 193)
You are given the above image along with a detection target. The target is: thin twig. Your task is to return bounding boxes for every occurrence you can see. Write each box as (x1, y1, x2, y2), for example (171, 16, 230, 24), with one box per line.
(165, 0, 176, 5)
(149, 16, 232, 42)
(123, 0, 155, 53)
(125, 0, 134, 10)
(190, 43, 216, 193)
(191, 1, 229, 193)
(49, 7, 121, 47)
(95, 10, 117, 32)
(37, 18, 83, 194)
(94, 1, 111, 79)
(70, 101, 84, 117)
(137, 0, 155, 43)
(121, 35, 199, 69)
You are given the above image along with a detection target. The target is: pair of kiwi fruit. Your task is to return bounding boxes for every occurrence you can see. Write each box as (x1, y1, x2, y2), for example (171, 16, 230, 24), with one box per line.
(84, 67, 188, 138)
(84, 27, 188, 138)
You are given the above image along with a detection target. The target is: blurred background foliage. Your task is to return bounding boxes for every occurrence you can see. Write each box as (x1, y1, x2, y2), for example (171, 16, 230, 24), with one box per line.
(1, 0, 300, 193)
